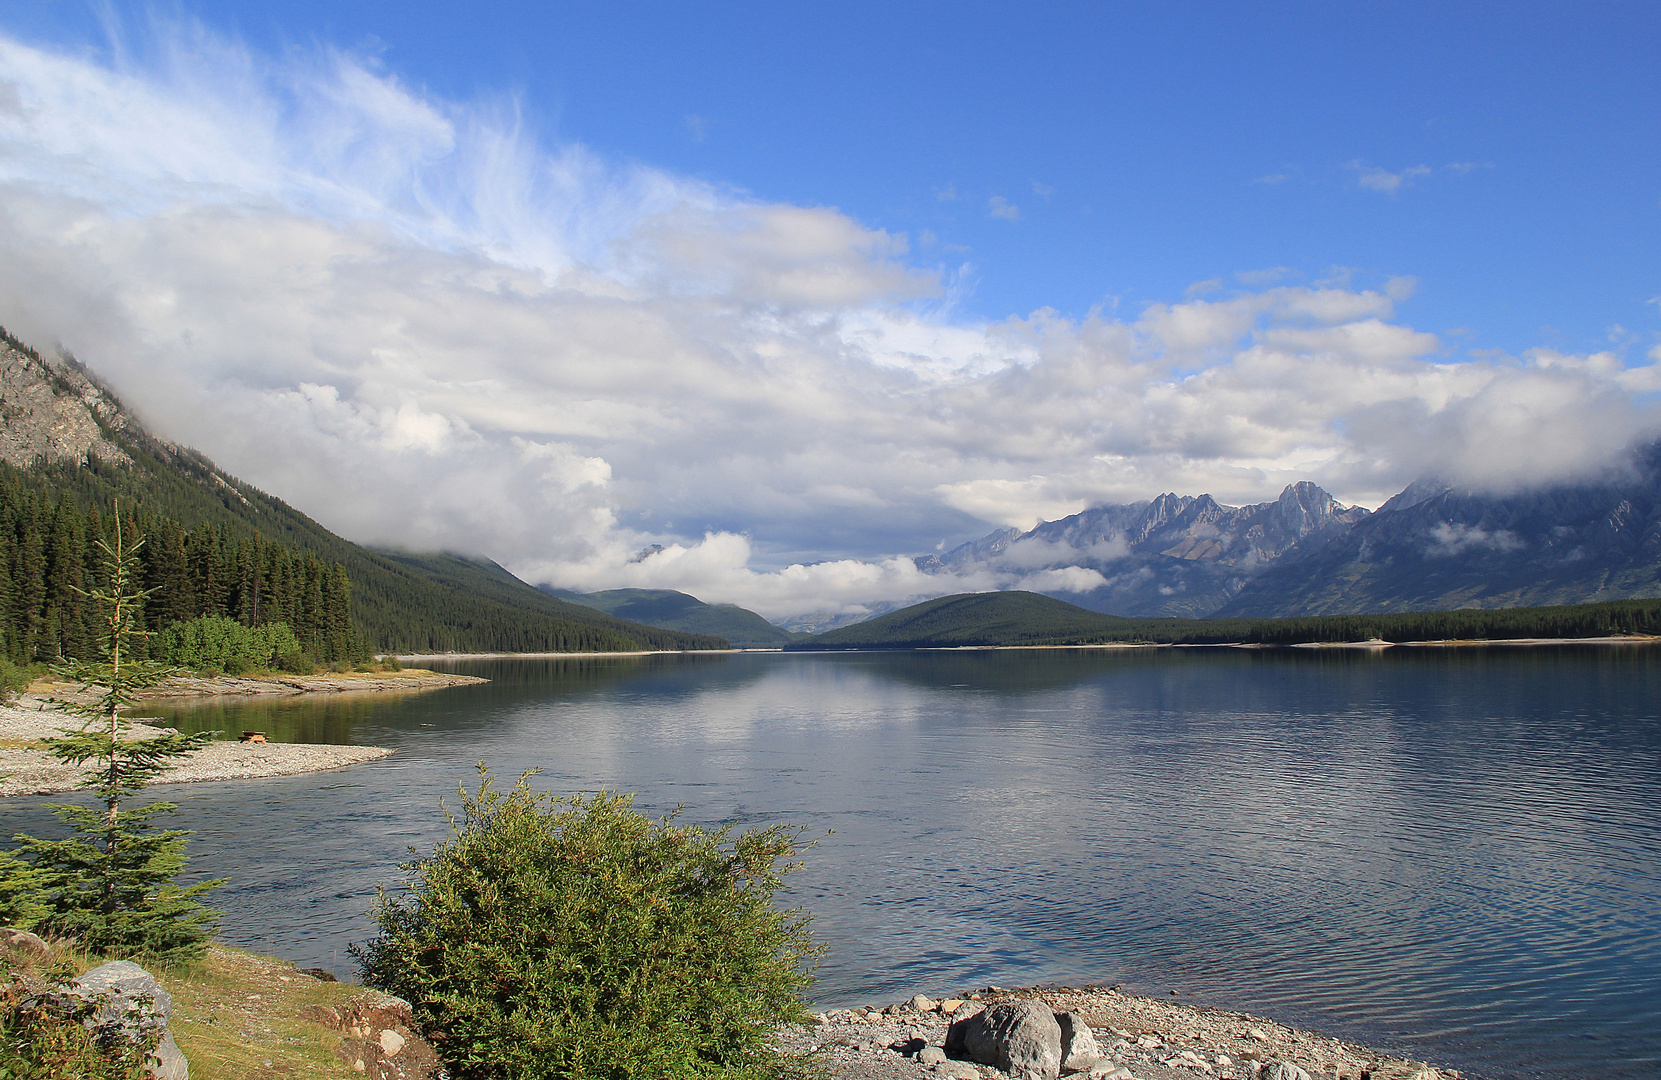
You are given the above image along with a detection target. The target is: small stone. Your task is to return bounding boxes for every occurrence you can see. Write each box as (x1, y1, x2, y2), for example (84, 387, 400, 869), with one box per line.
(1261, 1063, 1313, 1080)
(919, 1045, 948, 1065)
(1247, 1028, 1270, 1042)
(1057, 1011, 1102, 1071)
(379, 1028, 406, 1056)
(1216, 1054, 1233, 1067)
(1085, 1064, 1134, 1079)
(0, 928, 52, 960)
(913, 994, 939, 1012)
(939, 998, 967, 1014)
(1136, 1034, 1164, 1049)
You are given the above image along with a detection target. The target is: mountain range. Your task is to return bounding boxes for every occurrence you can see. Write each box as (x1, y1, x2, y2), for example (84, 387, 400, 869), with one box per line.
(917, 458, 1661, 619)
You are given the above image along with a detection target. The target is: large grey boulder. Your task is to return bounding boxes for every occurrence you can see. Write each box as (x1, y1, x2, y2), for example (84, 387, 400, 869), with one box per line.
(946, 999, 1063, 1079)
(1057, 1011, 1102, 1071)
(72, 960, 188, 1080)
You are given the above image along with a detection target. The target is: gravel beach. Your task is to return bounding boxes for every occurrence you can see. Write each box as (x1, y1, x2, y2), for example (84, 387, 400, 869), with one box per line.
(775, 985, 1455, 1080)
(0, 668, 485, 797)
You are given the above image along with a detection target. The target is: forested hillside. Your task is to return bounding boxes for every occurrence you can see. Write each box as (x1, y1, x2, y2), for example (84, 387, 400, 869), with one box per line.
(0, 473, 359, 664)
(795, 591, 1661, 649)
(540, 587, 804, 647)
(0, 329, 727, 655)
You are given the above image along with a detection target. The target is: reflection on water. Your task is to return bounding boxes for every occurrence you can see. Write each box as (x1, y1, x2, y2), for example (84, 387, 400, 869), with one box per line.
(7, 646, 1659, 1080)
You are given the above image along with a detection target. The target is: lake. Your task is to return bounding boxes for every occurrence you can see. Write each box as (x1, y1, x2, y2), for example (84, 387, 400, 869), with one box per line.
(5, 646, 1658, 1079)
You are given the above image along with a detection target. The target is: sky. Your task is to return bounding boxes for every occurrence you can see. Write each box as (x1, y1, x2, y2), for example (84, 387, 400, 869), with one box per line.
(0, 2, 1658, 620)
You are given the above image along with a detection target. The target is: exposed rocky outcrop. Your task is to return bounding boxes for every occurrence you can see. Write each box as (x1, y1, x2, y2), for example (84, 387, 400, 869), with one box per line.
(304, 990, 441, 1080)
(0, 335, 134, 469)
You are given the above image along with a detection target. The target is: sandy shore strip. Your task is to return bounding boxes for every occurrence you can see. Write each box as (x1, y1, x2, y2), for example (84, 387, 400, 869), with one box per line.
(0, 704, 394, 797)
(131, 668, 488, 700)
(777, 983, 1456, 1080)
(0, 669, 489, 797)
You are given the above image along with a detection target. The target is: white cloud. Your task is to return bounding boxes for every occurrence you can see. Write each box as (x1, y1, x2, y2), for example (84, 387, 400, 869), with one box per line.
(1347, 160, 1433, 194)
(1427, 523, 1524, 557)
(987, 195, 1021, 222)
(0, 18, 1656, 621)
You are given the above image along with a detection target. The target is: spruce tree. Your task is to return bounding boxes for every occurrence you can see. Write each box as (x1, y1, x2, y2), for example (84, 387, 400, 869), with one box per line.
(11, 513, 222, 964)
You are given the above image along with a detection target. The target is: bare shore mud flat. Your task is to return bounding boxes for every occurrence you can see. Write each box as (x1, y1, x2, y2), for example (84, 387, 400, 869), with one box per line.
(0, 669, 485, 797)
(773, 986, 1455, 1080)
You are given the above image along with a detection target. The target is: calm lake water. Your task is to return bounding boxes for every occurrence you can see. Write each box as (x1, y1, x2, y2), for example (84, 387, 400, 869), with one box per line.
(5, 646, 1658, 1079)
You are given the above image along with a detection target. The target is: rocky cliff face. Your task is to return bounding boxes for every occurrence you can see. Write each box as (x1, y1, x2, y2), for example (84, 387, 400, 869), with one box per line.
(0, 334, 137, 469)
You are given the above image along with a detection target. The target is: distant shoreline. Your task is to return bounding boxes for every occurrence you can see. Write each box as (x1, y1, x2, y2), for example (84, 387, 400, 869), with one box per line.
(398, 636, 1661, 662)
(395, 648, 739, 661)
(782, 634, 1661, 653)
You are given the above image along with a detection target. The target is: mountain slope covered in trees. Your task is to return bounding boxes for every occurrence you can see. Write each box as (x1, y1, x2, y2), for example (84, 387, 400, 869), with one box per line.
(539, 587, 804, 647)
(0, 330, 726, 655)
(794, 591, 1661, 649)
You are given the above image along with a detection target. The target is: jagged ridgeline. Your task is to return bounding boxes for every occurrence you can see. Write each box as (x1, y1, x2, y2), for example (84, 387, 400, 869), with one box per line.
(0, 327, 727, 655)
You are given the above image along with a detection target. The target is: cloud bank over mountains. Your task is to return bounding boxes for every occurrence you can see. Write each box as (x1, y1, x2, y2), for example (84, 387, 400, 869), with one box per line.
(1, 19, 1658, 620)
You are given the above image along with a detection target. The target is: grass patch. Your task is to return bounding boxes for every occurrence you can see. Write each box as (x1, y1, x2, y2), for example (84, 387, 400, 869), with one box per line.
(8, 943, 371, 1080)
(160, 945, 371, 1080)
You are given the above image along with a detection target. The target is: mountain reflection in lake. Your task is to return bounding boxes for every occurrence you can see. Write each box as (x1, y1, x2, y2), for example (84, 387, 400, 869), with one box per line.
(6, 647, 1657, 1080)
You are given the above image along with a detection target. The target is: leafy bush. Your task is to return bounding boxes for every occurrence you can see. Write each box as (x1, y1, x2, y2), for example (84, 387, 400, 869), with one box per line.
(354, 767, 823, 1080)
(276, 648, 315, 675)
(152, 616, 302, 675)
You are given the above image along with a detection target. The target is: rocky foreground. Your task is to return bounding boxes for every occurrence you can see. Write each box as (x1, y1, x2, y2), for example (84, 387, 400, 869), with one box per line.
(774, 987, 1457, 1080)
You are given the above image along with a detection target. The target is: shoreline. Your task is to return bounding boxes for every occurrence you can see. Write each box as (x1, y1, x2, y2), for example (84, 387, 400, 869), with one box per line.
(0, 704, 396, 797)
(133, 667, 489, 700)
(0, 669, 487, 797)
(404, 634, 1661, 663)
(395, 648, 738, 661)
(785, 634, 1661, 654)
(783, 983, 1452, 1080)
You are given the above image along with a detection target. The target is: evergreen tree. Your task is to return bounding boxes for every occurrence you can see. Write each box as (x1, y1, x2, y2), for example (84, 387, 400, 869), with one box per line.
(11, 514, 221, 964)
(12, 496, 45, 661)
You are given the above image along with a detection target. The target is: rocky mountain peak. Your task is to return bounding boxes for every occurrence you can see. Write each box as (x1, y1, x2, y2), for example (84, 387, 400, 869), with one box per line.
(0, 331, 133, 470)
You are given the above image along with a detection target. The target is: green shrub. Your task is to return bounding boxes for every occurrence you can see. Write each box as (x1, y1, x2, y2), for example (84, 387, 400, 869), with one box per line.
(0, 659, 35, 704)
(276, 648, 315, 675)
(152, 616, 301, 675)
(354, 767, 823, 1080)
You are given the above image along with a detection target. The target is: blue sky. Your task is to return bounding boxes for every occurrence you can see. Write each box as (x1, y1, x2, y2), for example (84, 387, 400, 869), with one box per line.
(14, 2, 1659, 350)
(1, 3, 1658, 617)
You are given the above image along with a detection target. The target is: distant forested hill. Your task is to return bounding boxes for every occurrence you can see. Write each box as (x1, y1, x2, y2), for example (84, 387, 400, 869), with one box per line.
(794, 591, 1661, 649)
(0, 329, 727, 655)
(539, 587, 804, 647)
